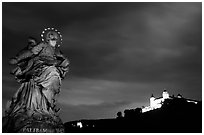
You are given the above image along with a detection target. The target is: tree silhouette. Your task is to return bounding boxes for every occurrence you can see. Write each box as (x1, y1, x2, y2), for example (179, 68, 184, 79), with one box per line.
(116, 111, 123, 119)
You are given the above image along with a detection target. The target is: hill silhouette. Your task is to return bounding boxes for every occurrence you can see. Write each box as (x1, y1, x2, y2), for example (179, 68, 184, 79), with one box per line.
(63, 96, 202, 133)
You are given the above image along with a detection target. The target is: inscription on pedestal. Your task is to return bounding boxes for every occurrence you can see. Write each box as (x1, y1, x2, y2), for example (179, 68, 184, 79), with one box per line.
(21, 127, 64, 133)
(56, 128, 64, 133)
(22, 128, 49, 133)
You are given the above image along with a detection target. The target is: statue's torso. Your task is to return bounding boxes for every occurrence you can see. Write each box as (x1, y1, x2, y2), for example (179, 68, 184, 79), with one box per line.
(37, 43, 56, 60)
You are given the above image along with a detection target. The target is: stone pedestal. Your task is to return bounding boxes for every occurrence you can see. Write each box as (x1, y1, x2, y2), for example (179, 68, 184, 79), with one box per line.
(3, 112, 64, 133)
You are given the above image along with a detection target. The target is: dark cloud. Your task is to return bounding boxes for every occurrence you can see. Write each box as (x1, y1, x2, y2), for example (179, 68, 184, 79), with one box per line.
(63, 2, 201, 84)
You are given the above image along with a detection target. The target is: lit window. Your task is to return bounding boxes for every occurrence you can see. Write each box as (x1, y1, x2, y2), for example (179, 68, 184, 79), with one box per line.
(77, 122, 83, 128)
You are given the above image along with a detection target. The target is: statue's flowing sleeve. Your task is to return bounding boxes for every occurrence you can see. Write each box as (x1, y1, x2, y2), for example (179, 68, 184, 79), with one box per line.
(55, 47, 69, 79)
(9, 43, 45, 65)
(9, 48, 33, 65)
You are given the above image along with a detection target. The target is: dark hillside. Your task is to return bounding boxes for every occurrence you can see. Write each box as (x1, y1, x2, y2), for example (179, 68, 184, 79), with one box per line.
(64, 97, 202, 133)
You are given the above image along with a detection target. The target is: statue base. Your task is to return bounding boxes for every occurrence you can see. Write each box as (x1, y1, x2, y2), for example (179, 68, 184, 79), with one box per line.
(3, 112, 64, 133)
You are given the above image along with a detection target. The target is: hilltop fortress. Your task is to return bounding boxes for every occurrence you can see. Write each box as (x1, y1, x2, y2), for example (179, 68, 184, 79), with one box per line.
(63, 89, 201, 133)
(142, 89, 198, 113)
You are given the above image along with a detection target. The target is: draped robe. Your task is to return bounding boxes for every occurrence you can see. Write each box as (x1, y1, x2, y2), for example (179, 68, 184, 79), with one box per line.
(5, 42, 69, 118)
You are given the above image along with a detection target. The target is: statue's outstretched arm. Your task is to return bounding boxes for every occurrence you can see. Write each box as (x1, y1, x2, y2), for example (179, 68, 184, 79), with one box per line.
(9, 43, 45, 65)
(9, 49, 34, 65)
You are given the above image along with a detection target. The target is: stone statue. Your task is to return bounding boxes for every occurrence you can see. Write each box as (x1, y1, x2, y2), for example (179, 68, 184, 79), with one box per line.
(3, 28, 69, 133)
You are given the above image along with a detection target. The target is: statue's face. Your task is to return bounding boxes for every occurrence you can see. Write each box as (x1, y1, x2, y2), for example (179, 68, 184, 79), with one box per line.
(49, 39, 57, 47)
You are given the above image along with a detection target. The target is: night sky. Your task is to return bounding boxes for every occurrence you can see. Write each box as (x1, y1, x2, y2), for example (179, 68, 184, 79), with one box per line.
(2, 2, 202, 122)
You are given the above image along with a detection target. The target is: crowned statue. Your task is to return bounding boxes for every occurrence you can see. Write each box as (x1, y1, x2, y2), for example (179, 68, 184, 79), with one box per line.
(3, 28, 69, 133)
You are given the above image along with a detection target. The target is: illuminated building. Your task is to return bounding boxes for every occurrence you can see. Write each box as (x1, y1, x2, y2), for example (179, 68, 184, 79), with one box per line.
(142, 89, 198, 113)
(142, 89, 170, 112)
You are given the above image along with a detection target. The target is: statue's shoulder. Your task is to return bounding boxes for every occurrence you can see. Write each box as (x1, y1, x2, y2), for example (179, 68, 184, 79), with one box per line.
(38, 42, 48, 47)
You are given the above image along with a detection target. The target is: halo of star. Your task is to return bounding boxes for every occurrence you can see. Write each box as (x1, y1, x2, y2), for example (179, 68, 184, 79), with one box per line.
(41, 27, 63, 47)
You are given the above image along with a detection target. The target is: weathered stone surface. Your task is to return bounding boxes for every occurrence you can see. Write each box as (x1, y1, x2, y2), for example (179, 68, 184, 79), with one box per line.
(3, 112, 64, 133)
(3, 29, 69, 133)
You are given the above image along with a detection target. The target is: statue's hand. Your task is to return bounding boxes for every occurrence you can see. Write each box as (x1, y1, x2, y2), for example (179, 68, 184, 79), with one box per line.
(11, 67, 23, 76)
(9, 58, 18, 65)
(57, 59, 69, 68)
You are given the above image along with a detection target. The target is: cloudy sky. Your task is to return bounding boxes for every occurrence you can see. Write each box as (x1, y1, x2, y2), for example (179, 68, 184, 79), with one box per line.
(2, 2, 202, 122)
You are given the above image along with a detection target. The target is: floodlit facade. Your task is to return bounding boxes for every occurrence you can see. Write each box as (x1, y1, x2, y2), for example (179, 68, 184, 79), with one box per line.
(142, 90, 199, 113)
(142, 90, 170, 113)
(77, 122, 83, 128)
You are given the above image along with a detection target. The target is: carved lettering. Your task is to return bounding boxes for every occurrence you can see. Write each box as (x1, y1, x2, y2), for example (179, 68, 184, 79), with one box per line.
(35, 128, 39, 132)
(22, 127, 48, 133)
(42, 128, 48, 132)
(56, 128, 64, 133)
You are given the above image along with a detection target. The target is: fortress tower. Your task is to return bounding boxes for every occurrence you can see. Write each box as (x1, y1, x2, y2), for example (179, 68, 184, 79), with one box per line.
(162, 89, 169, 100)
(142, 89, 170, 113)
(150, 94, 155, 108)
(149, 89, 170, 109)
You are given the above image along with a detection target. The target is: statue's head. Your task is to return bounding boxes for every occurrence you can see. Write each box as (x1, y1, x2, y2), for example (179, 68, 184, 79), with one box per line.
(41, 27, 62, 47)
